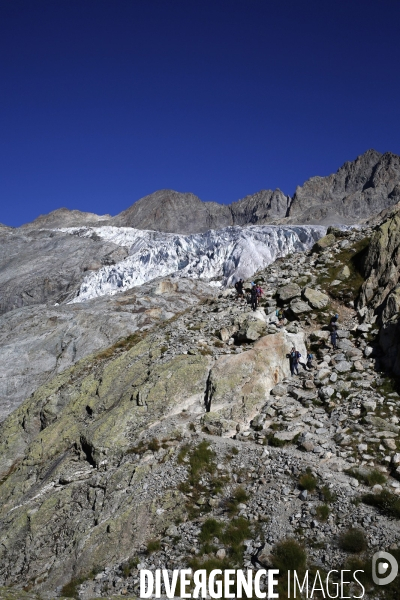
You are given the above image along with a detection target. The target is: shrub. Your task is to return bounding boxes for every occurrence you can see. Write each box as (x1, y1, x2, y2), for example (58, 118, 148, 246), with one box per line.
(188, 441, 216, 479)
(347, 468, 386, 487)
(362, 489, 400, 519)
(271, 538, 307, 572)
(320, 485, 337, 503)
(199, 518, 223, 543)
(225, 487, 249, 516)
(299, 472, 317, 492)
(316, 504, 330, 521)
(148, 438, 160, 452)
(146, 539, 161, 554)
(339, 528, 367, 553)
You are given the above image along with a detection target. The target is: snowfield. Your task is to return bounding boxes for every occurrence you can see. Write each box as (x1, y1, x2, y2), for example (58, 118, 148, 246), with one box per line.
(57, 225, 326, 302)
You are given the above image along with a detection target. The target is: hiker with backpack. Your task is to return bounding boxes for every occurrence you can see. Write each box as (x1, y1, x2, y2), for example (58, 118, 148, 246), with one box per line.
(234, 279, 244, 300)
(306, 352, 314, 370)
(329, 313, 339, 350)
(287, 346, 301, 376)
(250, 282, 258, 311)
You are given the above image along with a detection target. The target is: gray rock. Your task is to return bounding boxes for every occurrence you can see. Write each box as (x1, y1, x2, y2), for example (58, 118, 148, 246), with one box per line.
(334, 361, 352, 373)
(290, 300, 312, 317)
(289, 150, 400, 225)
(271, 384, 288, 397)
(277, 283, 301, 302)
(303, 288, 330, 309)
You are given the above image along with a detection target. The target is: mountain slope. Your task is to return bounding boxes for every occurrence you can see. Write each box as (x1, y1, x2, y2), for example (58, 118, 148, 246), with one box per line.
(288, 150, 400, 224)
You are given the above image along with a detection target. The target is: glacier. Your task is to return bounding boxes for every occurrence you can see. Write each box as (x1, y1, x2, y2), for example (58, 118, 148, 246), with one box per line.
(57, 225, 326, 303)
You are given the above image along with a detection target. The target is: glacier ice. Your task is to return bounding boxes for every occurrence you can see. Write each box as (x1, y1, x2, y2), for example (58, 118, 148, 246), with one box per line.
(56, 225, 326, 303)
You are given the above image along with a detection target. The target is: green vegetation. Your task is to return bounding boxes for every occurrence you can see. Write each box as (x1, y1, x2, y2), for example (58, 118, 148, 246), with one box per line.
(191, 516, 252, 573)
(271, 537, 308, 597)
(362, 489, 400, 519)
(146, 538, 161, 554)
(187, 440, 216, 481)
(316, 237, 370, 302)
(320, 485, 337, 503)
(121, 556, 139, 578)
(199, 518, 223, 543)
(177, 441, 219, 517)
(224, 486, 249, 516)
(346, 468, 386, 487)
(126, 437, 160, 456)
(316, 504, 330, 521)
(339, 528, 367, 553)
(299, 471, 317, 492)
(60, 566, 102, 598)
(147, 437, 160, 452)
(95, 331, 145, 361)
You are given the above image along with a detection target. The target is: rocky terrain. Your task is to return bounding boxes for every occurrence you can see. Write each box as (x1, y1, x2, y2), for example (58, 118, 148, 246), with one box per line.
(1, 203, 400, 599)
(16, 149, 400, 234)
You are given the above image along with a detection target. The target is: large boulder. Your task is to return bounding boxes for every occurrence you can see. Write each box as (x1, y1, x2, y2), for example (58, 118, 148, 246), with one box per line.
(276, 283, 301, 303)
(312, 233, 336, 252)
(289, 300, 312, 317)
(303, 288, 330, 309)
(206, 330, 306, 427)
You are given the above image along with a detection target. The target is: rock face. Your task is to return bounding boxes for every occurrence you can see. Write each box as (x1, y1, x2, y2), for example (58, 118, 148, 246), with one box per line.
(0, 227, 128, 315)
(0, 277, 215, 422)
(288, 150, 400, 225)
(359, 204, 400, 375)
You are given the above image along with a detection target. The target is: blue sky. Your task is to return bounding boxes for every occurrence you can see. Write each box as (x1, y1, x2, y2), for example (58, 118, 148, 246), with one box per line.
(1, 0, 400, 226)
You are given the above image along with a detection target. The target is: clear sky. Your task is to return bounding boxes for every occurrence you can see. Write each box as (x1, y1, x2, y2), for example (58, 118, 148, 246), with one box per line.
(1, 0, 400, 227)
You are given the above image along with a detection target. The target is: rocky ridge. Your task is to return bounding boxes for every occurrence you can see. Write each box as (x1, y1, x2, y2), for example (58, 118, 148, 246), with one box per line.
(1, 222, 400, 598)
(17, 149, 400, 233)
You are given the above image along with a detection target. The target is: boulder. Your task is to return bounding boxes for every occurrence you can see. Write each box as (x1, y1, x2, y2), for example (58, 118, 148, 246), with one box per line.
(289, 300, 312, 317)
(337, 265, 351, 280)
(309, 330, 330, 342)
(271, 383, 288, 397)
(207, 330, 306, 426)
(200, 412, 237, 436)
(303, 288, 330, 309)
(334, 361, 352, 373)
(276, 283, 301, 303)
(312, 233, 336, 252)
(273, 430, 301, 442)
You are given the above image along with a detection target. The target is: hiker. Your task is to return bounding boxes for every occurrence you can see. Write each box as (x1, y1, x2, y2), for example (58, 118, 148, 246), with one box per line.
(250, 283, 258, 311)
(256, 284, 263, 299)
(306, 352, 314, 370)
(234, 279, 244, 300)
(330, 327, 338, 350)
(276, 308, 284, 327)
(329, 313, 339, 330)
(287, 346, 301, 376)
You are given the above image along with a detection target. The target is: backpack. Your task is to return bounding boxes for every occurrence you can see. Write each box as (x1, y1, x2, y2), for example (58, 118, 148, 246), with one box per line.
(234, 282, 239, 291)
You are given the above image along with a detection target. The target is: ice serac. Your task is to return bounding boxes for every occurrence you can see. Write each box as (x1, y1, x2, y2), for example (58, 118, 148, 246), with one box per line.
(288, 149, 400, 225)
(58, 224, 325, 302)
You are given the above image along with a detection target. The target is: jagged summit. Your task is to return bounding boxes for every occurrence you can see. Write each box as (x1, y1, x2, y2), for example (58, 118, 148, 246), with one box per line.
(16, 149, 400, 233)
(288, 149, 400, 224)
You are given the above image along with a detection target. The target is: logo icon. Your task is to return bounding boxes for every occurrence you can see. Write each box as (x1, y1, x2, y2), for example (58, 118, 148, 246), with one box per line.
(372, 551, 398, 585)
